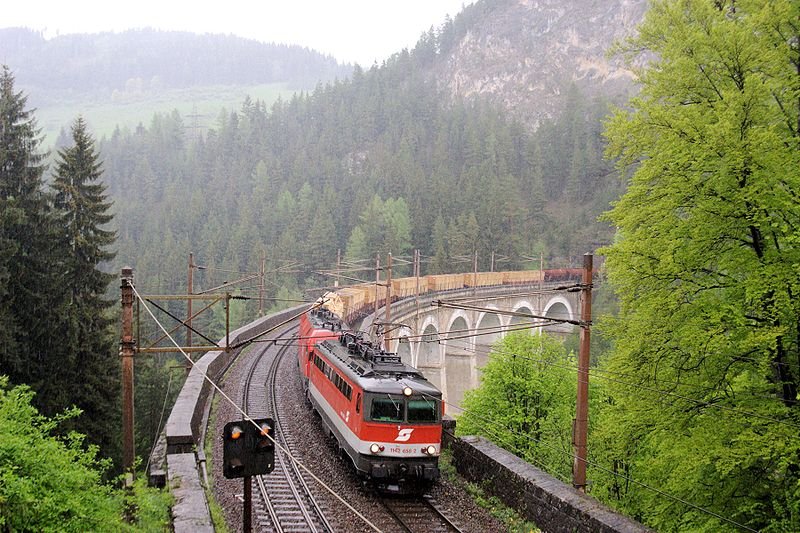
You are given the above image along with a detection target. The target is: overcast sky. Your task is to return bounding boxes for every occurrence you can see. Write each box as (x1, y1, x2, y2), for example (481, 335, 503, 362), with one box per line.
(3, 1, 471, 66)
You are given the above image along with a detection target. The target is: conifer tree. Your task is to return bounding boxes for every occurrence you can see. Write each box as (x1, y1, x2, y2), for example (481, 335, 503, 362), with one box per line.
(0, 65, 55, 388)
(51, 116, 120, 458)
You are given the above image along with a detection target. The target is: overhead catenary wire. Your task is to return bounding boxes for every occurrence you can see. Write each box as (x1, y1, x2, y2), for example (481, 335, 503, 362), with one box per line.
(144, 368, 174, 476)
(383, 320, 563, 343)
(139, 273, 756, 531)
(421, 389, 759, 533)
(441, 334, 800, 432)
(130, 285, 382, 533)
(435, 284, 584, 304)
(425, 295, 800, 428)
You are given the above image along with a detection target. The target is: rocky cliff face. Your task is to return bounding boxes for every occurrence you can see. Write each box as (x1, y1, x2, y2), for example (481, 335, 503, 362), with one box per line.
(436, 0, 648, 127)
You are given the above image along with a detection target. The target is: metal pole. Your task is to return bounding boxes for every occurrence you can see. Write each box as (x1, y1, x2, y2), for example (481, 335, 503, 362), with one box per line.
(187, 253, 193, 368)
(336, 249, 341, 288)
(243, 476, 252, 532)
(120, 267, 136, 479)
(573, 253, 593, 492)
(538, 251, 544, 332)
(491, 251, 495, 273)
(258, 251, 265, 317)
(384, 252, 392, 352)
(473, 249, 478, 295)
(375, 253, 381, 316)
(414, 250, 420, 366)
(225, 292, 231, 352)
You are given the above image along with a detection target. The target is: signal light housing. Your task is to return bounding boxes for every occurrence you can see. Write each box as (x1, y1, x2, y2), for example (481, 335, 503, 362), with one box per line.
(222, 418, 275, 479)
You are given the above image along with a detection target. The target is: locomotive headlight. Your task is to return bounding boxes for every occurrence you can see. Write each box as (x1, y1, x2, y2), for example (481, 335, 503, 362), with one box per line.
(402, 386, 413, 397)
(424, 445, 437, 456)
(370, 443, 382, 454)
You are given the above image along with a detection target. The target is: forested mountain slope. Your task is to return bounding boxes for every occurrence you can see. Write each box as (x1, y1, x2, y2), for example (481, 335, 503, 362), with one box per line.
(101, 44, 620, 316)
(0, 27, 351, 96)
(0, 28, 354, 143)
(4, 0, 641, 322)
(415, 0, 648, 128)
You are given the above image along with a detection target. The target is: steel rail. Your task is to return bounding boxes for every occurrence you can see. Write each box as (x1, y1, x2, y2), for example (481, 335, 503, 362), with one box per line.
(242, 324, 332, 532)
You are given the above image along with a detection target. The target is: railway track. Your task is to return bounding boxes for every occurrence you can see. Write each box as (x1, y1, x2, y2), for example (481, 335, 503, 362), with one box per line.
(242, 325, 333, 532)
(381, 494, 464, 533)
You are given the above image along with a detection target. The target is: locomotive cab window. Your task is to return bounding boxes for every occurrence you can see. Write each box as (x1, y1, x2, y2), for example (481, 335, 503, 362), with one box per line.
(370, 396, 405, 422)
(407, 398, 439, 422)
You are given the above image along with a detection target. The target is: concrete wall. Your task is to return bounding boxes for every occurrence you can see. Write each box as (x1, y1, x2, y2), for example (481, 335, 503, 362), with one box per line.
(161, 304, 308, 529)
(449, 435, 652, 533)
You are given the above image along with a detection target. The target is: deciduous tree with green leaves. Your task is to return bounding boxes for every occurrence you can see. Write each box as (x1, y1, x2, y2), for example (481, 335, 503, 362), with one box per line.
(457, 332, 576, 481)
(0, 376, 171, 532)
(598, 1, 800, 530)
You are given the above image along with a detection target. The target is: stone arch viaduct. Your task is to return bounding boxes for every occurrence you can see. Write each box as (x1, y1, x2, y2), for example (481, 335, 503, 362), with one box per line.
(359, 281, 581, 408)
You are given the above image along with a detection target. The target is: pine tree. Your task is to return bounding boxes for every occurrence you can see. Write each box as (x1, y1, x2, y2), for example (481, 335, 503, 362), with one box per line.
(0, 65, 55, 388)
(51, 116, 120, 459)
(430, 215, 450, 275)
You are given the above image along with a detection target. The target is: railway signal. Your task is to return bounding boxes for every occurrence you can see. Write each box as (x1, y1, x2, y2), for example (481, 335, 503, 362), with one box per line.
(222, 418, 275, 479)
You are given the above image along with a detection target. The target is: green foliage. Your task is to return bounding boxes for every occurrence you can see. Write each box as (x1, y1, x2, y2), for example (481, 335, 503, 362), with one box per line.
(0, 376, 121, 531)
(345, 226, 368, 263)
(126, 476, 173, 532)
(134, 356, 183, 464)
(0, 376, 172, 531)
(563, 278, 617, 366)
(438, 450, 540, 532)
(462, 480, 541, 533)
(599, 1, 800, 530)
(208, 290, 248, 341)
(457, 332, 576, 481)
(0, 68, 126, 467)
(0, 64, 53, 383)
(50, 115, 121, 460)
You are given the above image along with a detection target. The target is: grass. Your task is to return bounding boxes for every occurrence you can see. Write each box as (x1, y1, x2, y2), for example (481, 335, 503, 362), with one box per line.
(30, 83, 295, 148)
(439, 449, 541, 533)
(124, 475, 174, 531)
(204, 392, 231, 533)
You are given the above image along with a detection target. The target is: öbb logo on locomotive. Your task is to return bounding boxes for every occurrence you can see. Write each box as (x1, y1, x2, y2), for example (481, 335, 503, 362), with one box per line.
(395, 428, 414, 442)
(298, 304, 443, 494)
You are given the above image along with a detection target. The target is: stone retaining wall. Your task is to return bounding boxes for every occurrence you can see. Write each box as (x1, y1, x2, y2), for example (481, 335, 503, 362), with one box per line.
(450, 435, 652, 533)
(162, 304, 307, 529)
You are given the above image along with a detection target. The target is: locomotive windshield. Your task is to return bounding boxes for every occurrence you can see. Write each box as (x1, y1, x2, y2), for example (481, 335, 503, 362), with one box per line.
(371, 397, 404, 422)
(407, 398, 437, 422)
(368, 394, 439, 423)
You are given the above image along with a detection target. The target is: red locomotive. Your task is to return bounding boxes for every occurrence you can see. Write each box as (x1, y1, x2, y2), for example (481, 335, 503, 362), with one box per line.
(298, 309, 443, 493)
(298, 306, 343, 393)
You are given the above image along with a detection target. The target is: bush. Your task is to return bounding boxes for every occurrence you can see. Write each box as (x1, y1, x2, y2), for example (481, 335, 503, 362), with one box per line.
(0, 376, 171, 532)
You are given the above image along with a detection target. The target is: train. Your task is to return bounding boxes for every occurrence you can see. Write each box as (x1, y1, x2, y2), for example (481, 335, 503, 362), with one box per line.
(330, 268, 585, 325)
(298, 306, 443, 493)
(295, 268, 585, 492)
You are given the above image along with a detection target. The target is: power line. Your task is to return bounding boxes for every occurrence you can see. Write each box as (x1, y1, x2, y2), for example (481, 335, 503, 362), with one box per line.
(443, 337, 800, 431)
(130, 286, 382, 533)
(426, 391, 759, 533)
